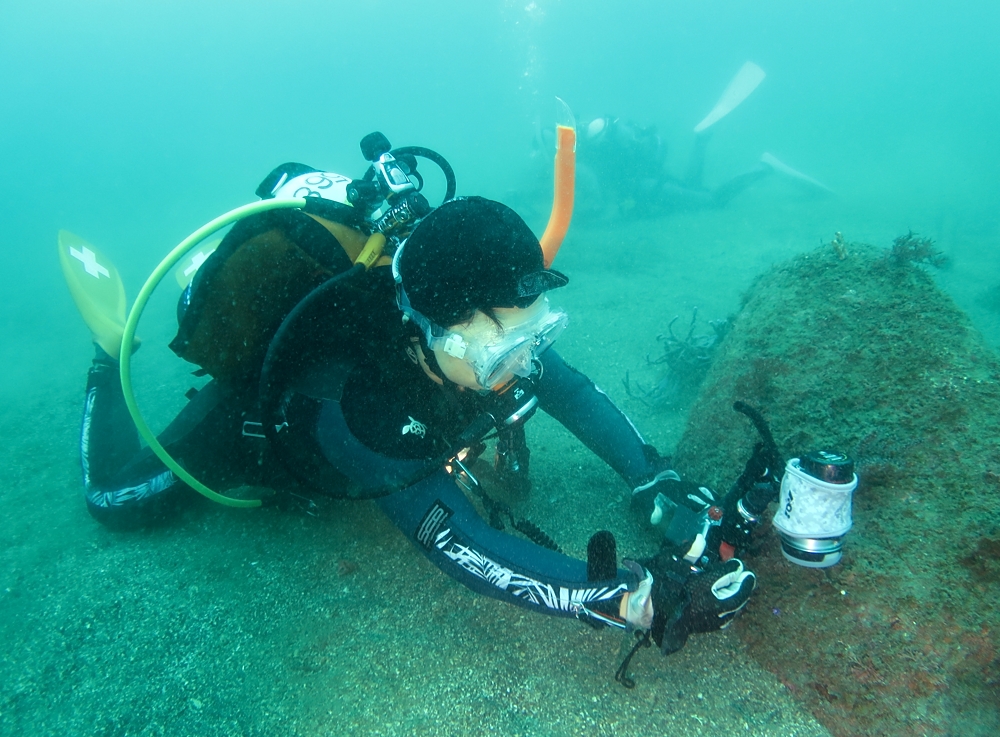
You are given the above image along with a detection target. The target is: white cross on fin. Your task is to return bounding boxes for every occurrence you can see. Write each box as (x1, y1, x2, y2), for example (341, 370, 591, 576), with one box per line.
(183, 250, 211, 277)
(70, 246, 111, 279)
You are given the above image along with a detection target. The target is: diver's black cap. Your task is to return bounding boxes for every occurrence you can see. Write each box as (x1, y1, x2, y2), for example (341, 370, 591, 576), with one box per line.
(398, 196, 568, 326)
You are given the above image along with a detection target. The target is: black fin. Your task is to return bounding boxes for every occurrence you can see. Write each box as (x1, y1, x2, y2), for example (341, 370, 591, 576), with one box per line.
(587, 531, 618, 582)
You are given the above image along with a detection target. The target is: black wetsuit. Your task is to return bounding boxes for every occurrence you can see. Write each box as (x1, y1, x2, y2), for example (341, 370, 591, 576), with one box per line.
(80, 301, 665, 623)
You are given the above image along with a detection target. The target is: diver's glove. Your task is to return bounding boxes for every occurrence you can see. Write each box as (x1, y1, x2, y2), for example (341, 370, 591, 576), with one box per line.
(645, 556, 756, 654)
(632, 471, 719, 522)
(632, 471, 724, 563)
(620, 561, 654, 631)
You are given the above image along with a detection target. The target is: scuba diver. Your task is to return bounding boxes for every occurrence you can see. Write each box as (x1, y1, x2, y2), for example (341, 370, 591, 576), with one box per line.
(578, 114, 773, 217)
(533, 62, 828, 220)
(61, 131, 776, 681)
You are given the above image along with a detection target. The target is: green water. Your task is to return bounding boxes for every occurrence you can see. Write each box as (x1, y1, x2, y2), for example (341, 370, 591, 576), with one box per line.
(2, 2, 998, 735)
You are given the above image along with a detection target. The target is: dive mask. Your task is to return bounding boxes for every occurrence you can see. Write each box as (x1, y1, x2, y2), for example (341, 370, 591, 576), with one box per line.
(398, 287, 568, 390)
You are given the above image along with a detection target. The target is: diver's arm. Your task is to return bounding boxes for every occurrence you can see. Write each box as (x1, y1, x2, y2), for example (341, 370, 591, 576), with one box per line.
(376, 467, 636, 624)
(535, 350, 667, 489)
(309, 393, 638, 625)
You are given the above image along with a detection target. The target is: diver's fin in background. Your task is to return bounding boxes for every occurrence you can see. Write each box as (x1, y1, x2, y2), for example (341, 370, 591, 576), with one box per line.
(694, 61, 766, 133)
(761, 152, 833, 193)
(58, 230, 137, 357)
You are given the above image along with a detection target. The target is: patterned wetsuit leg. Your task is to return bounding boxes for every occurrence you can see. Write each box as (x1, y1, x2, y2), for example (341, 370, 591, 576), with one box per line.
(81, 358, 180, 526)
(80, 357, 271, 527)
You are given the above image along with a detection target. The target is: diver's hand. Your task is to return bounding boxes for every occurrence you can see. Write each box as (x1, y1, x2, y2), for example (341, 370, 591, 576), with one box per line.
(631, 471, 719, 525)
(647, 558, 756, 654)
(619, 562, 654, 630)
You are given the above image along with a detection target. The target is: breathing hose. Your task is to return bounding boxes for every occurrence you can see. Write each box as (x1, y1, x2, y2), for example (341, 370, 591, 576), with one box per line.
(119, 197, 308, 508)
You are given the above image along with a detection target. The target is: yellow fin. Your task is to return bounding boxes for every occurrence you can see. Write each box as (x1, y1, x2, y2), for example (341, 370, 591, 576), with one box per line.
(58, 230, 135, 356)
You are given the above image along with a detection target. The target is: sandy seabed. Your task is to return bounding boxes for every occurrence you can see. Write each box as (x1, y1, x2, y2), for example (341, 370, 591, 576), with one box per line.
(3, 188, 998, 736)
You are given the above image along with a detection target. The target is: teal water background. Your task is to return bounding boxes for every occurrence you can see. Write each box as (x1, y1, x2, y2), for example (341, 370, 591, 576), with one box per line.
(3, 1, 999, 384)
(1, 2, 999, 735)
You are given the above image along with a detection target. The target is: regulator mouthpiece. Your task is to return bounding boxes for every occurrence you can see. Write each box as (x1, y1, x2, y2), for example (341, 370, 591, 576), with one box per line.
(772, 450, 857, 568)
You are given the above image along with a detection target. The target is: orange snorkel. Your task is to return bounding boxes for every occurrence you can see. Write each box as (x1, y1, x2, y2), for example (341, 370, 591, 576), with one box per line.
(539, 99, 576, 268)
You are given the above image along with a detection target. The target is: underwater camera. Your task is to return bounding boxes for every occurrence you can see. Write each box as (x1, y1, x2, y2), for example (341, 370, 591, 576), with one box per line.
(772, 450, 857, 568)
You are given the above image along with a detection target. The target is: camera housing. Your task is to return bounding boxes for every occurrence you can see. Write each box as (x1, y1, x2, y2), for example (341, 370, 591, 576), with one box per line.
(772, 451, 857, 568)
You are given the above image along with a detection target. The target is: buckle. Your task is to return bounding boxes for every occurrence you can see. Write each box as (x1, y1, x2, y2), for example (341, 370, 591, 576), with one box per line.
(241, 421, 266, 439)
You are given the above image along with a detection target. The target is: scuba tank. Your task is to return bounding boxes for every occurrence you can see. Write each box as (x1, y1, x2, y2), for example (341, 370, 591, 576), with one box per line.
(171, 132, 451, 392)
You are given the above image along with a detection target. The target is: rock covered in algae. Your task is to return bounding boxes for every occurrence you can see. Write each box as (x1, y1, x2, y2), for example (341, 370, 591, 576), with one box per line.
(673, 241, 1000, 737)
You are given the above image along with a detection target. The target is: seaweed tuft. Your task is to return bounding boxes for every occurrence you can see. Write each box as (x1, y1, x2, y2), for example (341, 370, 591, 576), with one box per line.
(888, 230, 949, 269)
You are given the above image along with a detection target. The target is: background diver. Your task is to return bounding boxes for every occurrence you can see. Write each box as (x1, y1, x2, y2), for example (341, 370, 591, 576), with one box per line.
(60, 131, 777, 681)
(531, 61, 829, 220)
